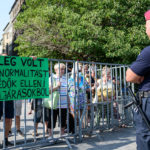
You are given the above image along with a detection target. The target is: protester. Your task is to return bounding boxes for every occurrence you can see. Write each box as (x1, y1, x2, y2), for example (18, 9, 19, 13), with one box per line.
(82, 64, 89, 82)
(0, 53, 14, 146)
(47, 63, 68, 139)
(93, 66, 115, 125)
(30, 99, 49, 136)
(68, 68, 90, 128)
(15, 100, 24, 137)
(87, 68, 96, 123)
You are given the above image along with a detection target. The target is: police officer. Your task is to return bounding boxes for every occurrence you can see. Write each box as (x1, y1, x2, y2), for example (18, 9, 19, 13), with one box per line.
(126, 10, 150, 150)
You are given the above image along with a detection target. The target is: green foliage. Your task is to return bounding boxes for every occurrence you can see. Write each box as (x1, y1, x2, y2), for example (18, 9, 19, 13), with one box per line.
(15, 0, 150, 64)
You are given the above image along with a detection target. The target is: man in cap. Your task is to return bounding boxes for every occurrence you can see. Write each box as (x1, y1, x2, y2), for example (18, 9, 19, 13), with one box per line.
(126, 10, 150, 150)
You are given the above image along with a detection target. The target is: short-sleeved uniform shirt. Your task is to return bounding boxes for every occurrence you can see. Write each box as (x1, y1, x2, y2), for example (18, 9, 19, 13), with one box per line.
(130, 46, 150, 91)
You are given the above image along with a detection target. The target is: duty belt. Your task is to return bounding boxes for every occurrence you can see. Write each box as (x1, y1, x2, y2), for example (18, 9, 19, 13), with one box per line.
(138, 91, 150, 98)
(136, 91, 150, 106)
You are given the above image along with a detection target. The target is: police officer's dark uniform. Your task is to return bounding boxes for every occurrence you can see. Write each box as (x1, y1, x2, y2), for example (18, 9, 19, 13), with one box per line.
(127, 10, 150, 150)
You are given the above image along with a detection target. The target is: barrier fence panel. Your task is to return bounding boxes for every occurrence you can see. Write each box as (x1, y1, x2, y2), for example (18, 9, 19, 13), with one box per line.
(0, 59, 134, 149)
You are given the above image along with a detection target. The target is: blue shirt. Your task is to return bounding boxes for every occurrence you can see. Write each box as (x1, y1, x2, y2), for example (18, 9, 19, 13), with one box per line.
(130, 46, 150, 91)
(68, 75, 90, 107)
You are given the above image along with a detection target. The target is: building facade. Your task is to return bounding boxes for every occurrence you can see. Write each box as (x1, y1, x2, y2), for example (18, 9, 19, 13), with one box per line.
(2, 22, 13, 55)
(0, 39, 3, 54)
(9, 0, 24, 37)
(2, 0, 25, 55)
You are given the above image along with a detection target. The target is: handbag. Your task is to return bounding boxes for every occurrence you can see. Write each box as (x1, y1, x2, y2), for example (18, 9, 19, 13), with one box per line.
(97, 79, 115, 102)
(43, 78, 59, 109)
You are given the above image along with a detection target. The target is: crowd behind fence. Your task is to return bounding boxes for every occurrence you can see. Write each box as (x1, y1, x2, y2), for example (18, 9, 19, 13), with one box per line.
(0, 59, 134, 149)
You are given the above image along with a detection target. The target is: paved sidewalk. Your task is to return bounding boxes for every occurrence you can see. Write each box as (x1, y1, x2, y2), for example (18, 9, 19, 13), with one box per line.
(33, 127, 136, 150)
(0, 101, 136, 150)
(0, 121, 136, 150)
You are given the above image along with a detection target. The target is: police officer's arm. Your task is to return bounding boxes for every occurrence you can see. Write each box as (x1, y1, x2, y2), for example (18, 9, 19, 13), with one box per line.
(126, 68, 144, 84)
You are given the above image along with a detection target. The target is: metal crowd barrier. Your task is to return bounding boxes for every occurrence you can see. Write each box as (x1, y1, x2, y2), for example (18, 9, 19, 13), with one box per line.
(0, 59, 134, 149)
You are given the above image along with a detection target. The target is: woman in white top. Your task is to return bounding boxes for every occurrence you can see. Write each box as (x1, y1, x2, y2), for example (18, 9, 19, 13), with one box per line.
(48, 63, 69, 139)
(94, 66, 114, 103)
(93, 66, 115, 126)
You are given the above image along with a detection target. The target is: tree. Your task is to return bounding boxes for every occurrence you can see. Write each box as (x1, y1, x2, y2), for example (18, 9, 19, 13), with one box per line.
(15, 0, 150, 64)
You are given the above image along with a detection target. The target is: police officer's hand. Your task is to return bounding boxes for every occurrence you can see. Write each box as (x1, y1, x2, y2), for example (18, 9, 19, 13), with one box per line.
(138, 76, 144, 84)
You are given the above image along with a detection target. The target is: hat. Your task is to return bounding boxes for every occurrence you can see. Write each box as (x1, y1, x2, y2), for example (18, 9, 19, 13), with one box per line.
(144, 10, 150, 21)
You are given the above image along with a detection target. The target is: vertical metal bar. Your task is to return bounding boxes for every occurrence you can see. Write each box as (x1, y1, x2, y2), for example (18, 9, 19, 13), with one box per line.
(83, 62, 87, 130)
(105, 65, 110, 128)
(87, 64, 92, 126)
(123, 66, 127, 123)
(73, 62, 77, 140)
(3, 101, 6, 149)
(94, 64, 98, 127)
(131, 83, 135, 93)
(110, 65, 114, 126)
(119, 66, 123, 122)
(84, 64, 87, 128)
(100, 65, 104, 126)
(77, 61, 80, 125)
(77, 62, 82, 141)
(14, 100, 16, 147)
(120, 66, 123, 98)
(118, 66, 122, 120)
(66, 62, 69, 134)
(33, 99, 36, 142)
(115, 66, 118, 101)
(113, 66, 117, 123)
(89, 64, 93, 130)
(131, 82, 135, 125)
(50, 61, 54, 138)
(58, 62, 62, 136)
(123, 66, 127, 99)
(24, 99, 27, 144)
(42, 104, 45, 139)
